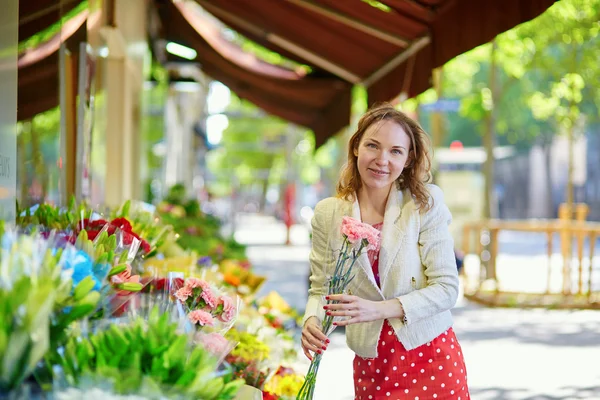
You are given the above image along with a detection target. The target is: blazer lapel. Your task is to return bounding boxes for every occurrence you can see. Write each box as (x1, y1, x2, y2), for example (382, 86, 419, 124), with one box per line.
(351, 198, 383, 296)
(378, 189, 404, 290)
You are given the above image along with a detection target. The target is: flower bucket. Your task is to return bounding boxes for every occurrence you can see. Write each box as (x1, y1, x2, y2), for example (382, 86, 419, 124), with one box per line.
(234, 384, 263, 400)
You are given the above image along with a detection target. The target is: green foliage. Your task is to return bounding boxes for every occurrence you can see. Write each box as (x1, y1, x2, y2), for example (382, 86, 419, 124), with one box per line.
(55, 307, 244, 399)
(206, 94, 320, 195)
(413, 0, 600, 150)
(361, 0, 392, 12)
(0, 237, 64, 391)
(18, 1, 89, 53)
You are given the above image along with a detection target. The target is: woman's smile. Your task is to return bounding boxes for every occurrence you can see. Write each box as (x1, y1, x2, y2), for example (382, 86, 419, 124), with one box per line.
(368, 168, 389, 177)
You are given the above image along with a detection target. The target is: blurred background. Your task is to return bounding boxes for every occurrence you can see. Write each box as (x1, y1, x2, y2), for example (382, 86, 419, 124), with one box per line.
(2, 0, 600, 398)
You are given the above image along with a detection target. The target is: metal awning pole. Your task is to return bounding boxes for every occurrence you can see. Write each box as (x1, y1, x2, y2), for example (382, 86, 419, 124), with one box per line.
(282, 0, 409, 47)
(361, 35, 430, 88)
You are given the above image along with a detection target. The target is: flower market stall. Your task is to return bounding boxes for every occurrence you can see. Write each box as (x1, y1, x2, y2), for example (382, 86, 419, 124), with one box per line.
(0, 195, 305, 399)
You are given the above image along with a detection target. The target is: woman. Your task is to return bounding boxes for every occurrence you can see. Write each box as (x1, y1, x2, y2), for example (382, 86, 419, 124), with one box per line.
(301, 103, 469, 399)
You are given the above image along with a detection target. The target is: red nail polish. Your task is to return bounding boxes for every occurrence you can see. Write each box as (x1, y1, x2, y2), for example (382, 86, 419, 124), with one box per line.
(322, 346, 327, 350)
(325, 296, 330, 300)
(323, 305, 328, 309)
(326, 311, 331, 316)
(326, 339, 330, 344)
(317, 350, 322, 354)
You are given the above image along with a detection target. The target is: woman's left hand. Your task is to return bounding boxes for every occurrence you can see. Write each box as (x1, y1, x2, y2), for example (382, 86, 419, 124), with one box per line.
(323, 294, 386, 326)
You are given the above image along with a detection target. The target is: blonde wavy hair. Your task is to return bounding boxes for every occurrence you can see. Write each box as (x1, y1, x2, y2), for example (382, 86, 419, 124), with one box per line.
(336, 102, 433, 212)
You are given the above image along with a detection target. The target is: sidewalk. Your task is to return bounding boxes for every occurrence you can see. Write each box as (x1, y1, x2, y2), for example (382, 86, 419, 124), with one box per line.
(237, 214, 600, 400)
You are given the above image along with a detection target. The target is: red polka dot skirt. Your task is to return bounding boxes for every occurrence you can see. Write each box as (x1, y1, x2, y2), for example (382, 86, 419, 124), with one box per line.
(353, 322, 469, 400)
(353, 222, 469, 399)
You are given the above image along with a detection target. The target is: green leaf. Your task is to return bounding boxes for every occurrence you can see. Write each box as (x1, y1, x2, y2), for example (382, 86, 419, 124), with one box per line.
(67, 291, 100, 320)
(76, 229, 89, 246)
(116, 282, 142, 292)
(219, 379, 245, 399)
(118, 251, 129, 264)
(73, 276, 96, 301)
(107, 264, 127, 277)
(2, 331, 33, 387)
(106, 235, 117, 251)
(163, 335, 187, 370)
(121, 200, 131, 218)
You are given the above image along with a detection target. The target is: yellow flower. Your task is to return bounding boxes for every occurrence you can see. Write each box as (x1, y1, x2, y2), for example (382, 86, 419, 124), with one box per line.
(264, 374, 305, 397)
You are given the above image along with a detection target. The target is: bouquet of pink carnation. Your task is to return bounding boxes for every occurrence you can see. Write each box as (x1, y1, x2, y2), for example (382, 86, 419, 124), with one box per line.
(296, 216, 380, 400)
(174, 277, 239, 331)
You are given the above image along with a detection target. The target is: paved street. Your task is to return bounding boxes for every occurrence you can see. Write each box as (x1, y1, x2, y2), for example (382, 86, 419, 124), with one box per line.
(236, 215, 600, 400)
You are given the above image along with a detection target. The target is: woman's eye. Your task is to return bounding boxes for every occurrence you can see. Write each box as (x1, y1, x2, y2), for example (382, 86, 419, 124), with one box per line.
(392, 149, 402, 155)
(366, 143, 377, 148)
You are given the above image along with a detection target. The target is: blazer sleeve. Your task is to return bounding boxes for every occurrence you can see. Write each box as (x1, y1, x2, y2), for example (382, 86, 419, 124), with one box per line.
(301, 199, 332, 326)
(396, 185, 459, 326)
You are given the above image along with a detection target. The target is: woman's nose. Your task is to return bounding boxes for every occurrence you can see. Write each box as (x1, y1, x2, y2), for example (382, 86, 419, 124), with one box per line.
(375, 153, 388, 165)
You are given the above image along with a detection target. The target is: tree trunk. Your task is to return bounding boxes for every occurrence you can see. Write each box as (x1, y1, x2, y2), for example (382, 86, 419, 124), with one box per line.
(483, 40, 498, 221)
(566, 118, 575, 211)
(542, 138, 554, 218)
(259, 177, 269, 213)
(430, 68, 444, 184)
(483, 39, 499, 281)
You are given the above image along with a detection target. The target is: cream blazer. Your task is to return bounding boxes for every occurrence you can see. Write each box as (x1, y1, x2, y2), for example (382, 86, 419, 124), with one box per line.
(302, 184, 459, 359)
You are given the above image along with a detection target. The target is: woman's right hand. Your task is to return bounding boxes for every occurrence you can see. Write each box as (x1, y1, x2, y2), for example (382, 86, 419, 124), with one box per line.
(301, 316, 329, 361)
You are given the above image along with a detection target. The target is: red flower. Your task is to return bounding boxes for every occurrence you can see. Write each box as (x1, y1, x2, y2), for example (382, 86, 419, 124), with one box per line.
(140, 239, 151, 254)
(262, 392, 279, 400)
(151, 277, 184, 292)
(275, 366, 294, 377)
(110, 217, 133, 233)
(78, 218, 108, 231)
(87, 230, 100, 242)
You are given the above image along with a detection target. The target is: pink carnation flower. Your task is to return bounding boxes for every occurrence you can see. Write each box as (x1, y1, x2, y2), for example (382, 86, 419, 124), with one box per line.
(217, 295, 236, 322)
(199, 332, 231, 356)
(358, 224, 381, 252)
(185, 277, 205, 289)
(341, 217, 381, 251)
(341, 216, 363, 244)
(175, 286, 193, 302)
(188, 309, 215, 326)
(200, 287, 217, 309)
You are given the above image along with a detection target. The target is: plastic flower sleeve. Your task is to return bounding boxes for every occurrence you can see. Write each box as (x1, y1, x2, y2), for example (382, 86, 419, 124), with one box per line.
(204, 290, 242, 336)
(112, 227, 142, 264)
(193, 331, 238, 366)
(173, 277, 241, 334)
(0, 229, 60, 392)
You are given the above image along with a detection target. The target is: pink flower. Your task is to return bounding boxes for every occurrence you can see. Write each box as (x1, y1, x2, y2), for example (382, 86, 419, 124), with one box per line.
(200, 287, 217, 309)
(188, 309, 215, 326)
(341, 217, 381, 251)
(175, 286, 193, 302)
(341, 216, 363, 244)
(218, 295, 236, 322)
(358, 224, 381, 252)
(110, 265, 142, 295)
(198, 333, 231, 356)
(185, 277, 211, 291)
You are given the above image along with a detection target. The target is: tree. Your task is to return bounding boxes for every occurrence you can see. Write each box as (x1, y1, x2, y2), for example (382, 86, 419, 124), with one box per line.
(422, 0, 600, 218)
(517, 0, 600, 211)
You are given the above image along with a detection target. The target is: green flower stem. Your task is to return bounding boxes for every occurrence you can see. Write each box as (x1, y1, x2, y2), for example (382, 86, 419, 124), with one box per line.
(296, 238, 368, 399)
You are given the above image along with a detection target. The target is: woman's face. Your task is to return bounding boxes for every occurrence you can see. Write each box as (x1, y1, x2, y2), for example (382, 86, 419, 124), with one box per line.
(355, 120, 411, 193)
